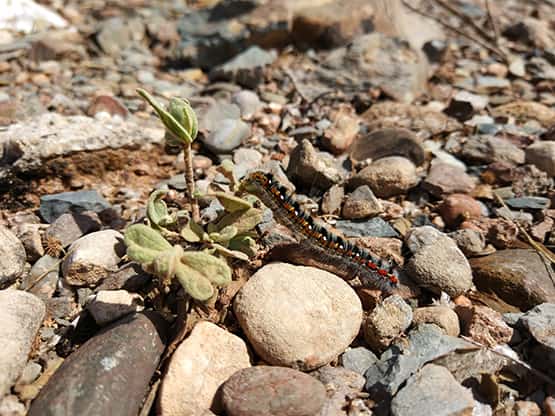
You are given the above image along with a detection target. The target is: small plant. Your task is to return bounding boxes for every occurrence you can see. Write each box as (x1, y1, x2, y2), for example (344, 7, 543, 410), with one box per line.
(124, 91, 263, 302)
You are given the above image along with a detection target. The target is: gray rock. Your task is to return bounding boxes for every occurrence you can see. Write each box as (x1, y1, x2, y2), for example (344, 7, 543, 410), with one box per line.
(363, 295, 413, 352)
(96, 17, 142, 56)
(22, 254, 59, 300)
(210, 46, 277, 88)
(222, 366, 326, 416)
(28, 312, 167, 416)
(460, 135, 525, 165)
(0, 395, 25, 416)
(0, 113, 164, 173)
(390, 364, 474, 416)
(96, 263, 152, 292)
(15, 223, 44, 263)
(199, 101, 241, 132)
(40, 191, 111, 224)
(231, 90, 262, 118)
(365, 324, 472, 401)
(158, 321, 251, 416)
(342, 185, 383, 219)
(17, 361, 42, 385)
(335, 217, 399, 238)
(519, 303, 555, 350)
(287, 139, 344, 191)
(412, 306, 460, 337)
(62, 230, 125, 287)
(202, 118, 251, 154)
(422, 162, 475, 197)
(87, 290, 144, 326)
(233, 147, 263, 179)
(0, 226, 26, 285)
(448, 229, 488, 257)
(45, 212, 102, 247)
(405, 226, 473, 297)
(0, 290, 45, 397)
(234, 263, 363, 370)
(349, 156, 419, 198)
(433, 347, 508, 383)
(475, 76, 510, 92)
(505, 196, 551, 210)
(340, 347, 378, 375)
(525, 141, 555, 176)
(349, 128, 425, 166)
(321, 184, 344, 216)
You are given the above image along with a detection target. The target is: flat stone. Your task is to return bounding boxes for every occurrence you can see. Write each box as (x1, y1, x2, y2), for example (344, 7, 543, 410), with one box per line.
(87, 290, 144, 326)
(0, 225, 26, 286)
(349, 156, 418, 198)
(519, 303, 555, 350)
(22, 254, 59, 300)
(423, 163, 475, 197)
(45, 212, 102, 247)
(96, 263, 152, 292)
(311, 366, 367, 415)
(448, 229, 488, 257)
(210, 46, 277, 88)
(456, 305, 513, 347)
(438, 194, 482, 228)
(231, 90, 261, 118)
(406, 226, 473, 297)
(470, 249, 555, 310)
(0, 113, 164, 173)
(390, 364, 474, 416)
(363, 295, 413, 352)
(158, 321, 251, 416)
(222, 366, 326, 416)
(492, 101, 555, 128)
(505, 196, 551, 210)
(525, 141, 555, 176)
(460, 136, 525, 165)
(413, 306, 460, 337)
(342, 185, 383, 219)
(40, 191, 111, 224)
(15, 223, 43, 263)
(350, 127, 425, 166)
(62, 230, 125, 287)
(365, 324, 472, 401)
(202, 118, 251, 154)
(0, 290, 45, 397)
(433, 347, 508, 384)
(28, 312, 167, 416)
(234, 263, 363, 370)
(335, 217, 399, 238)
(340, 347, 378, 375)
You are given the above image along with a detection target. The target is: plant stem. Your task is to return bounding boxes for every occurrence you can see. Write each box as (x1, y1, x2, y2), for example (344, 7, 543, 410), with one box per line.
(183, 143, 200, 222)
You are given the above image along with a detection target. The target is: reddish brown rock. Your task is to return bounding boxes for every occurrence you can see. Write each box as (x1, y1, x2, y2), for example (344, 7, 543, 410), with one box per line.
(455, 305, 513, 347)
(423, 163, 475, 197)
(87, 95, 129, 118)
(438, 194, 482, 227)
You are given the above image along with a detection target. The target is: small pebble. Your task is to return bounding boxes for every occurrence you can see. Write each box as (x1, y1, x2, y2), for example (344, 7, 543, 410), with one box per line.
(363, 295, 412, 352)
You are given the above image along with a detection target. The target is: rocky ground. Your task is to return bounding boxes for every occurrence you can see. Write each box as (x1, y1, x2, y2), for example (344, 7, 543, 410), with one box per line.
(0, 0, 555, 415)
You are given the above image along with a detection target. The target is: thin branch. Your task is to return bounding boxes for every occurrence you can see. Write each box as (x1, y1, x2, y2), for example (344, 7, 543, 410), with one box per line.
(484, 0, 500, 46)
(432, 0, 496, 44)
(283, 68, 310, 103)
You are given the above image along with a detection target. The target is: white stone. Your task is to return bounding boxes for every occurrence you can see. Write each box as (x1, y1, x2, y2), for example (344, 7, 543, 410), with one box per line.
(62, 230, 125, 286)
(158, 321, 251, 416)
(87, 290, 143, 325)
(234, 263, 363, 370)
(0, 225, 26, 285)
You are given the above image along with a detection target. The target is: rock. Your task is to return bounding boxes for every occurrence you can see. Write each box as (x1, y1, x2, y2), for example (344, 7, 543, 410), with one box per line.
(349, 156, 418, 198)
(362, 103, 460, 140)
(311, 366, 367, 415)
(231, 90, 261, 118)
(87, 95, 128, 119)
(342, 186, 383, 219)
(505, 196, 550, 210)
(321, 106, 361, 155)
(158, 321, 251, 416)
(62, 230, 125, 287)
(405, 226, 473, 297)
(444, 91, 488, 121)
(340, 347, 378, 375)
(39, 191, 111, 224)
(45, 212, 102, 248)
(321, 184, 344, 216)
(470, 249, 555, 310)
(460, 136, 525, 165)
(96, 263, 152, 292)
(29, 312, 167, 416)
(322, 33, 427, 103)
(475, 76, 510, 92)
(233, 148, 263, 179)
(0, 290, 45, 397)
(222, 366, 326, 416)
(17, 361, 42, 386)
(350, 127, 425, 166)
(0, 226, 26, 285)
(365, 324, 472, 401)
(210, 46, 277, 88)
(202, 118, 251, 154)
(234, 263, 363, 370)
(87, 290, 144, 326)
(448, 229, 488, 257)
(390, 364, 474, 416)
(335, 217, 399, 238)
(412, 306, 460, 337)
(22, 254, 59, 300)
(519, 303, 555, 351)
(456, 305, 513, 347)
(525, 141, 555, 176)
(423, 163, 475, 197)
(0, 113, 164, 173)
(292, 0, 374, 49)
(15, 223, 43, 263)
(433, 347, 508, 384)
(287, 139, 343, 191)
(95, 17, 141, 56)
(363, 295, 413, 352)
(493, 101, 555, 128)
(438, 194, 482, 227)
(513, 401, 541, 416)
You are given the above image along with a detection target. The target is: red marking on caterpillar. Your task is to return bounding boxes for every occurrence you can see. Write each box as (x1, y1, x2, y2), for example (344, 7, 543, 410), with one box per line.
(241, 171, 400, 293)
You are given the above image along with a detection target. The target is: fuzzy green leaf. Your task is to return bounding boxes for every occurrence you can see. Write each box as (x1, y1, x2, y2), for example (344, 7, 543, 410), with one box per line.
(124, 224, 172, 264)
(181, 251, 232, 286)
(211, 243, 250, 261)
(181, 219, 206, 243)
(168, 97, 198, 141)
(228, 235, 257, 257)
(147, 190, 175, 227)
(174, 264, 214, 301)
(208, 225, 238, 244)
(211, 192, 252, 213)
(215, 207, 263, 234)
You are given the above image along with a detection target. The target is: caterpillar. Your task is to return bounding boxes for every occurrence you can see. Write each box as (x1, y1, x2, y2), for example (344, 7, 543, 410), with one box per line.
(240, 171, 400, 293)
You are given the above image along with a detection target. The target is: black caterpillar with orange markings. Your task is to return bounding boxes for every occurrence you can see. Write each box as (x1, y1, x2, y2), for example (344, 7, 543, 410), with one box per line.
(241, 171, 400, 293)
